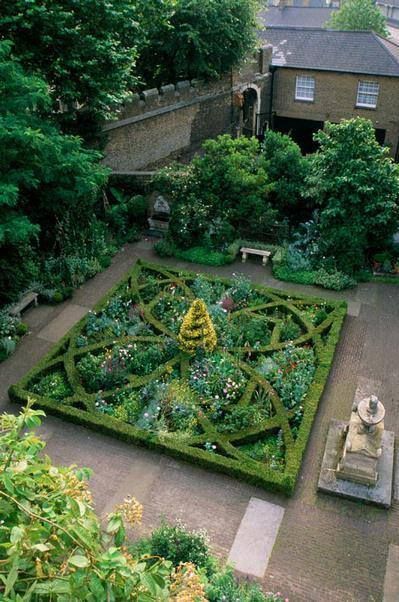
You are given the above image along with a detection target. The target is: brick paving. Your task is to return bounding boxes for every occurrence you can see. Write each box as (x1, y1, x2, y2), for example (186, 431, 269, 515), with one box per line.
(1, 239, 398, 602)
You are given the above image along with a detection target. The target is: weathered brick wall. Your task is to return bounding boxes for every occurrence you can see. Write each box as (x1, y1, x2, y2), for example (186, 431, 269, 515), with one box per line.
(272, 68, 399, 155)
(103, 49, 272, 172)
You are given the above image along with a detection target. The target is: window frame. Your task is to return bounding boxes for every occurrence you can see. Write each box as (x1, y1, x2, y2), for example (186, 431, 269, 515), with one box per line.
(356, 80, 379, 109)
(295, 75, 315, 102)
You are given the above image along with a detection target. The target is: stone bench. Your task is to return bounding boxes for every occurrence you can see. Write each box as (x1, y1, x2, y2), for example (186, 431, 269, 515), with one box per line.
(240, 247, 271, 266)
(9, 292, 38, 318)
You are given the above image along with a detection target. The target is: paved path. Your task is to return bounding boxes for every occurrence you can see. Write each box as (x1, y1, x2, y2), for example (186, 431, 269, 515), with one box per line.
(1, 239, 398, 601)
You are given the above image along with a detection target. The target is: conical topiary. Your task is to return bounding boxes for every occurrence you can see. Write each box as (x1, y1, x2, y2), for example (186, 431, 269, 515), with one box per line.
(178, 299, 217, 354)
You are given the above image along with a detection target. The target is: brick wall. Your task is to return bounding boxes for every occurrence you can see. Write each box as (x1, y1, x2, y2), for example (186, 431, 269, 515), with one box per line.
(103, 49, 272, 172)
(271, 68, 399, 155)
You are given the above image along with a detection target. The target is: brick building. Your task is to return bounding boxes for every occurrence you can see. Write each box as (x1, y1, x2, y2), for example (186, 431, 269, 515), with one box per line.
(260, 27, 399, 156)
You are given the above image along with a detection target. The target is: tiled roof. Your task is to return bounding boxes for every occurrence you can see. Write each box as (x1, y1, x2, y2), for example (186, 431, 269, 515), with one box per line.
(259, 7, 335, 28)
(260, 27, 399, 76)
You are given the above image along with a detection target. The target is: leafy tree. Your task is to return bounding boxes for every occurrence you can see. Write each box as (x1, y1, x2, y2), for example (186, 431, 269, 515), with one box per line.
(326, 0, 388, 37)
(0, 0, 140, 132)
(136, 0, 259, 87)
(262, 130, 308, 223)
(0, 402, 207, 599)
(0, 41, 109, 302)
(155, 135, 278, 249)
(307, 118, 399, 273)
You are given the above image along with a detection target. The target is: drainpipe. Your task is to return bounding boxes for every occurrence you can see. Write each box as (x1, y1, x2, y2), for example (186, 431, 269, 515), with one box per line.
(269, 66, 277, 131)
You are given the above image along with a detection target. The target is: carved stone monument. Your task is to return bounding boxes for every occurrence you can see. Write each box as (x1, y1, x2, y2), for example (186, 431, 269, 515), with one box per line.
(336, 395, 385, 486)
(148, 194, 171, 234)
(318, 394, 395, 508)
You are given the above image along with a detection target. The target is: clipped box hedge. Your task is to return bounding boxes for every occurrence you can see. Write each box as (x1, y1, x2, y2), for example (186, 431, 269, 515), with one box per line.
(9, 260, 346, 496)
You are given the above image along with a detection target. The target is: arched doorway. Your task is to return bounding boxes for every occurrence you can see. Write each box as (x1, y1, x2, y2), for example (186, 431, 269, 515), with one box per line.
(242, 88, 259, 137)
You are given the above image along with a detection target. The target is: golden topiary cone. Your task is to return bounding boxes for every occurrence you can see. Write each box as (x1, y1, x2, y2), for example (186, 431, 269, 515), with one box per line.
(178, 298, 217, 354)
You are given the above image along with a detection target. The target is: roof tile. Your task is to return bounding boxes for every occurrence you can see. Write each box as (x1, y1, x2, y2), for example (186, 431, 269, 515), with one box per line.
(260, 27, 399, 77)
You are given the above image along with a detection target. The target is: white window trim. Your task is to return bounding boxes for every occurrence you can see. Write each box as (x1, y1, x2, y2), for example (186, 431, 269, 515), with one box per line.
(356, 81, 379, 109)
(295, 75, 315, 102)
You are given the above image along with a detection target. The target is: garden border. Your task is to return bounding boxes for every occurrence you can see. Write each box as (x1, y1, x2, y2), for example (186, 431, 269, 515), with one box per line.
(9, 260, 347, 496)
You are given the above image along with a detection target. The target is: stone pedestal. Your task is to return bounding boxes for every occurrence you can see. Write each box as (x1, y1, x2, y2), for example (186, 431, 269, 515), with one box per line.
(318, 420, 394, 508)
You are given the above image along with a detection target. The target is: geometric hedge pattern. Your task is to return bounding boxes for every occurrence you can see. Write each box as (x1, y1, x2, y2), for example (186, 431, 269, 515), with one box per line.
(9, 261, 346, 495)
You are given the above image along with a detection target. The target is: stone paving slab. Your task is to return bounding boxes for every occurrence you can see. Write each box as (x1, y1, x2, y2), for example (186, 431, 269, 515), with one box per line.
(37, 304, 90, 342)
(383, 544, 399, 602)
(227, 497, 285, 578)
(347, 301, 361, 317)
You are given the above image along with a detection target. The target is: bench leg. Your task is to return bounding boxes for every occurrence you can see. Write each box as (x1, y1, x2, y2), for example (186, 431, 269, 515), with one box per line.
(262, 256, 268, 266)
(242, 252, 247, 263)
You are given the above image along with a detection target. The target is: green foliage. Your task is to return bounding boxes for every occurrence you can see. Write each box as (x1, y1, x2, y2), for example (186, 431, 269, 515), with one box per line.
(136, 521, 214, 574)
(326, 0, 388, 36)
(206, 567, 285, 602)
(0, 42, 110, 302)
(273, 263, 357, 291)
(280, 316, 302, 342)
(262, 130, 308, 222)
(106, 189, 147, 244)
(307, 118, 399, 273)
(178, 299, 218, 354)
(313, 268, 357, 291)
(10, 260, 346, 496)
(0, 403, 175, 600)
(154, 237, 177, 258)
(175, 246, 232, 266)
(136, 0, 259, 86)
(273, 265, 317, 286)
(32, 371, 73, 402)
(154, 238, 279, 268)
(0, 0, 140, 132)
(0, 309, 27, 362)
(154, 135, 279, 250)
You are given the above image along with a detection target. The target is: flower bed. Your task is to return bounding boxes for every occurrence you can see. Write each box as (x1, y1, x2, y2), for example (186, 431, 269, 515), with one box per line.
(9, 261, 346, 495)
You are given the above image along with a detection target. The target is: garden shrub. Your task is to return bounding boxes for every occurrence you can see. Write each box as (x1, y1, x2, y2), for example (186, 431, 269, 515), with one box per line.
(154, 135, 281, 252)
(175, 246, 231, 266)
(178, 299, 217, 354)
(154, 237, 176, 258)
(307, 118, 399, 273)
(313, 268, 357, 291)
(10, 260, 346, 495)
(206, 567, 285, 602)
(0, 308, 28, 363)
(106, 188, 147, 243)
(262, 129, 309, 223)
(134, 521, 215, 575)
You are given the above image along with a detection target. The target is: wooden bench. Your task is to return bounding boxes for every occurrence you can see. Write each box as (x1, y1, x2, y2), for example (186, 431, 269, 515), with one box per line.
(9, 292, 38, 318)
(240, 247, 271, 266)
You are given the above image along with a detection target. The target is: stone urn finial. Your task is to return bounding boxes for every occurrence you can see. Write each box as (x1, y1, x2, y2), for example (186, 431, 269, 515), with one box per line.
(357, 395, 385, 427)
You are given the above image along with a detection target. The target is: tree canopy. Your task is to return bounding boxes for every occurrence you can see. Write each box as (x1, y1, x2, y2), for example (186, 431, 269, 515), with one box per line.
(130, 0, 259, 88)
(0, 0, 259, 134)
(307, 118, 399, 272)
(0, 402, 204, 599)
(261, 130, 308, 223)
(0, 0, 140, 131)
(0, 41, 109, 301)
(326, 0, 388, 37)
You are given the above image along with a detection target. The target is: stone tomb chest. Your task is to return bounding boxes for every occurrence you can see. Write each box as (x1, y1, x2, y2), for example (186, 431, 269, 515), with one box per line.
(148, 194, 171, 233)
